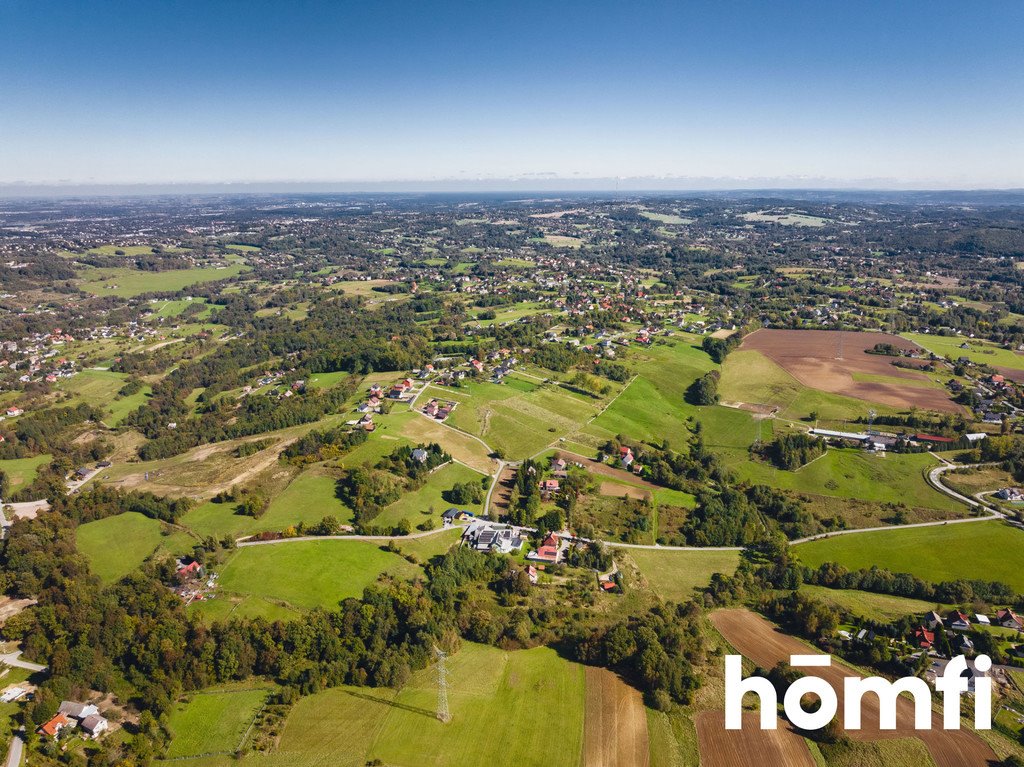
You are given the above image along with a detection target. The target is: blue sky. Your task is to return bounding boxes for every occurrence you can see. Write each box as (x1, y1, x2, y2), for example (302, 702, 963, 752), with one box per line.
(1, 0, 1022, 187)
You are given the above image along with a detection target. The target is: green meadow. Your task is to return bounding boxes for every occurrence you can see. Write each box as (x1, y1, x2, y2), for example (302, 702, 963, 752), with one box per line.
(0, 454, 51, 494)
(903, 332, 1024, 372)
(163, 643, 585, 767)
(627, 548, 741, 602)
(165, 687, 268, 758)
(213, 539, 422, 612)
(76, 512, 194, 585)
(372, 461, 487, 528)
(77, 262, 248, 297)
(794, 520, 1024, 591)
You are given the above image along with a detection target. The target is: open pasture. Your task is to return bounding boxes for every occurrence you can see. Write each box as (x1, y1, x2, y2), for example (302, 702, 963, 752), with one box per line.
(214, 539, 421, 611)
(77, 512, 193, 585)
(794, 520, 1024, 591)
(626, 548, 740, 603)
(903, 332, 1024, 379)
(0, 454, 51, 494)
(740, 329, 959, 413)
(77, 263, 248, 297)
(165, 687, 268, 758)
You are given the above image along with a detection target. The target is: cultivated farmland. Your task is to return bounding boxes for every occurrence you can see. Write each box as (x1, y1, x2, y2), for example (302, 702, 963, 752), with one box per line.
(740, 329, 959, 413)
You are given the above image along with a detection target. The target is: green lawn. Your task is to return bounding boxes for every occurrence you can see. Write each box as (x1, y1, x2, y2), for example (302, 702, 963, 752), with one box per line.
(627, 548, 740, 602)
(904, 332, 1024, 372)
(76, 512, 194, 585)
(180, 467, 352, 541)
(165, 688, 268, 758)
(794, 520, 1024, 591)
(731, 448, 959, 512)
(305, 371, 349, 390)
(373, 462, 486, 528)
(77, 263, 249, 297)
(446, 378, 604, 458)
(798, 584, 946, 621)
(0, 454, 51, 494)
(214, 539, 422, 611)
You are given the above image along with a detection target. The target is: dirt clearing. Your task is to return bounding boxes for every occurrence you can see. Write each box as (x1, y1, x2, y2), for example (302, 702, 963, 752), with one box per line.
(582, 666, 649, 767)
(710, 608, 995, 767)
(741, 329, 959, 413)
(599, 482, 651, 500)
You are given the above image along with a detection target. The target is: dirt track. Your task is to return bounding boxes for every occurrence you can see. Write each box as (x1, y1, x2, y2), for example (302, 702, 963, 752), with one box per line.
(582, 666, 649, 767)
(710, 609, 996, 767)
(741, 329, 961, 413)
(696, 711, 815, 767)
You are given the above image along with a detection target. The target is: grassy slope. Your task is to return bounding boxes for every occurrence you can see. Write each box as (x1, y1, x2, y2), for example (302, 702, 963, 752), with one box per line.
(77, 263, 248, 297)
(373, 462, 486, 528)
(165, 688, 268, 758)
(214, 539, 422, 611)
(904, 332, 1024, 372)
(798, 584, 947, 621)
(0, 454, 51, 494)
(160, 644, 585, 767)
(627, 548, 741, 602)
(76, 512, 194, 585)
(794, 520, 1024, 591)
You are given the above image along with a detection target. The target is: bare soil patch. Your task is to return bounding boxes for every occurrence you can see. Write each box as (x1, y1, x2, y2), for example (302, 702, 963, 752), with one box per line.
(0, 597, 36, 625)
(741, 329, 959, 413)
(696, 710, 814, 767)
(582, 666, 649, 767)
(599, 482, 651, 500)
(710, 608, 995, 767)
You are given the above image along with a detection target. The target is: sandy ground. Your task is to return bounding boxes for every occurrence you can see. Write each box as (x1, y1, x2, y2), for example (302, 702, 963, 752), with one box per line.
(741, 329, 961, 413)
(582, 666, 650, 767)
(710, 608, 996, 767)
(0, 598, 36, 626)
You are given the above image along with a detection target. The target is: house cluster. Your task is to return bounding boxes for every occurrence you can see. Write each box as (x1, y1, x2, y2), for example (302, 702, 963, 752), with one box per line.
(463, 520, 527, 554)
(386, 378, 416, 401)
(38, 701, 109, 740)
(996, 487, 1024, 502)
(422, 398, 456, 421)
(911, 609, 1023, 653)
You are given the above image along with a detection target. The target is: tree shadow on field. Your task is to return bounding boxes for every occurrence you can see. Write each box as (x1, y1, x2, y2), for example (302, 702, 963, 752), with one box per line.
(344, 690, 435, 719)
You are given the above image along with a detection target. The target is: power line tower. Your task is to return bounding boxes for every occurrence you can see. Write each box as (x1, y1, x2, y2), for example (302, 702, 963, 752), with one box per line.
(434, 647, 452, 724)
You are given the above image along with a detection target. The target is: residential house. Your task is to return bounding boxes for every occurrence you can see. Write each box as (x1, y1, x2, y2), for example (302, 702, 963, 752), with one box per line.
(924, 611, 944, 630)
(38, 713, 73, 739)
(975, 613, 991, 626)
(946, 610, 971, 631)
(996, 609, 1024, 630)
(59, 701, 98, 719)
(619, 446, 634, 469)
(80, 714, 109, 739)
(529, 533, 561, 563)
(913, 626, 935, 649)
(411, 448, 429, 463)
(996, 488, 1024, 502)
(539, 479, 560, 496)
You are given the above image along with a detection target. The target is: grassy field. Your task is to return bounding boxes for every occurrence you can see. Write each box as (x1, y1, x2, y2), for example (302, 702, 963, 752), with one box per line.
(627, 548, 740, 602)
(640, 211, 693, 224)
(305, 371, 349, 390)
(77, 262, 248, 297)
(214, 539, 422, 611)
(76, 512, 194, 585)
(161, 643, 585, 767)
(798, 584, 946, 621)
(0, 666, 35, 743)
(903, 332, 1024, 372)
(446, 378, 605, 458)
(731, 448, 960, 513)
(165, 687, 268, 758)
(180, 466, 352, 540)
(373, 462, 486, 528)
(794, 521, 1024, 591)
(0, 454, 51, 494)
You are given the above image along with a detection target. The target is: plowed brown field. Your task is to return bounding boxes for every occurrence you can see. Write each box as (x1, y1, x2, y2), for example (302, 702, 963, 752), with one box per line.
(741, 329, 960, 413)
(696, 711, 815, 767)
(709, 608, 996, 767)
(582, 666, 649, 767)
